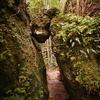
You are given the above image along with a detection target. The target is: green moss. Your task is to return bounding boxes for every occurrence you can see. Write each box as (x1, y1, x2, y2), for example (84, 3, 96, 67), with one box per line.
(0, 14, 48, 100)
(0, 50, 11, 61)
(51, 13, 100, 96)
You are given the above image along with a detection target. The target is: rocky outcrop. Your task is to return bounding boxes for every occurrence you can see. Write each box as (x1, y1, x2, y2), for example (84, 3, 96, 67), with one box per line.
(30, 8, 60, 43)
(0, 0, 48, 100)
(51, 14, 100, 100)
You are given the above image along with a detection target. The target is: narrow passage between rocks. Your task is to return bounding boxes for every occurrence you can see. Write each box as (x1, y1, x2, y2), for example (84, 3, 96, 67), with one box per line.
(47, 70, 69, 100)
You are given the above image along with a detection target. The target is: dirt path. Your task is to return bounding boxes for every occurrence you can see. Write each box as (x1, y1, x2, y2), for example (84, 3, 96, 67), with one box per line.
(47, 70, 69, 100)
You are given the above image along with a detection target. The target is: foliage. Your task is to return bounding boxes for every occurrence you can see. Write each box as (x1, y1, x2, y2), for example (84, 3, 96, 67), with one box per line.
(0, 11, 47, 100)
(96, 13, 100, 23)
(26, 0, 61, 10)
(51, 13, 100, 96)
(26, 0, 44, 9)
(48, 0, 61, 9)
(0, 50, 11, 61)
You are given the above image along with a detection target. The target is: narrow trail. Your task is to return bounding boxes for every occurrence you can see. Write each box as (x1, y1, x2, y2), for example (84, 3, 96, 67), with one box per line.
(47, 70, 69, 100)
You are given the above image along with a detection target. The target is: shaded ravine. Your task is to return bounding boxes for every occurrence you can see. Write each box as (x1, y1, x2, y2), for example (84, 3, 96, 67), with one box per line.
(47, 70, 69, 100)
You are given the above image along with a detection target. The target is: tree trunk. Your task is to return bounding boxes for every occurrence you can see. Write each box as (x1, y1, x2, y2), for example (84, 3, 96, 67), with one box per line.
(60, 0, 66, 13)
(44, 0, 48, 9)
(64, 0, 100, 16)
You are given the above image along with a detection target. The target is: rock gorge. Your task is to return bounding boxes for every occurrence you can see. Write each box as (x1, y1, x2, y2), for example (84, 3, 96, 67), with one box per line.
(0, 0, 100, 100)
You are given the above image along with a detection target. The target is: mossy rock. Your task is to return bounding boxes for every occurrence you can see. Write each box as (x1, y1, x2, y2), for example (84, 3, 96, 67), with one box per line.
(51, 13, 100, 100)
(0, 1, 48, 100)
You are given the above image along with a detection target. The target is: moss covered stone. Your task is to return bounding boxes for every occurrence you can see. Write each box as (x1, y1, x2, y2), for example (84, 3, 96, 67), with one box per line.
(51, 13, 100, 100)
(0, 0, 48, 100)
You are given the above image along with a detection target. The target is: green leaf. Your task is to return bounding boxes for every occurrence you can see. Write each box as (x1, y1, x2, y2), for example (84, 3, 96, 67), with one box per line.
(6, 90, 12, 94)
(14, 88, 20, 93)
(80, 50, 88, 58)
(91, 49, 97, 54)
(75, 37, 81, 44)
(86, 49, 90, 54)
(71, 42, 75, 47)
(70, 56, 76, 61)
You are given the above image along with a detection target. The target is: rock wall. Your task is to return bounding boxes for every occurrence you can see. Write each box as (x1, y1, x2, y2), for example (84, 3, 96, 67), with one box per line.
(51, 14, 100, 100)
(0, 0, 48, 100)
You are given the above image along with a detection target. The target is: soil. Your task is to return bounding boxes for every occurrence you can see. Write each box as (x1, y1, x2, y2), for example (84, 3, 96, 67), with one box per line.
(47, 70, 69, 100)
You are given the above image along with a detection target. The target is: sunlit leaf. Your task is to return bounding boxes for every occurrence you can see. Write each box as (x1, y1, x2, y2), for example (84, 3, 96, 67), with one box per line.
(70, 39, 72, 43)
(70, 56, 76, 61)
(86, 49, 90, 54)
(71, 42, 75, 47)
(91, 49, 97, 54)
(75, 37, 81, 44)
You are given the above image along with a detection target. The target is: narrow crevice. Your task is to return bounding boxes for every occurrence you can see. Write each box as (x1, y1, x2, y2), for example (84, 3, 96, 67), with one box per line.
(41, 38, 69, 100)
